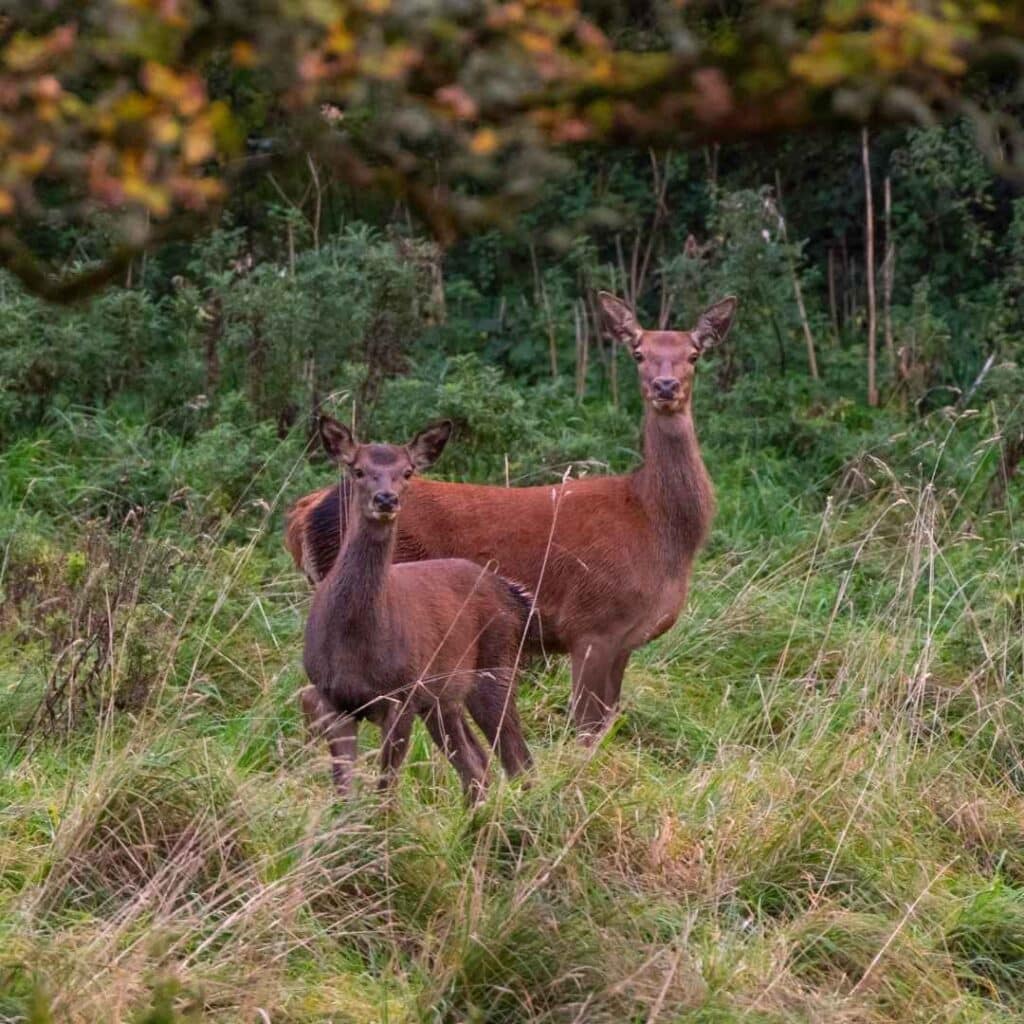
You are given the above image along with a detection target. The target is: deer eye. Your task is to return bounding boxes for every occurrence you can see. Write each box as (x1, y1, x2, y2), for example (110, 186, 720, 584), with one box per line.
(403, 468, 413, 479)
(633, 351, 645, 363)
(688, 352, 700, 365)
(352, 467, 365, 479)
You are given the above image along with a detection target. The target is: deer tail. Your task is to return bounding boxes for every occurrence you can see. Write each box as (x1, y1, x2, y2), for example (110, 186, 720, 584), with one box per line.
(500, 577, 543, 652)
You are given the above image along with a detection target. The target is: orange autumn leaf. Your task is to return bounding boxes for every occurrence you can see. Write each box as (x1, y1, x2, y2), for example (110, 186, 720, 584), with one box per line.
(231, 41, 258, 68)
(470, 127, 500, 155)
(11, 142, 52, 175)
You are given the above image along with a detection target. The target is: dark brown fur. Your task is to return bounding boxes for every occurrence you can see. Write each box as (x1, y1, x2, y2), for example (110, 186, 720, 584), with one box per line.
(290, 294, 737, 737)
(301, 421, 532, 800)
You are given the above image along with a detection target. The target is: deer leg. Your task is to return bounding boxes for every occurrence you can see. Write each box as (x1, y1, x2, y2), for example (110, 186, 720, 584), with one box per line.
(300, 685, 359, 795)
(466, 671, 533, 778)
(450, 709, 491, 804)
(378, 704, 415, 794)
(603, 648, 632, 717)
(569, 638, 619, 743)
(422, 703, 489, 804)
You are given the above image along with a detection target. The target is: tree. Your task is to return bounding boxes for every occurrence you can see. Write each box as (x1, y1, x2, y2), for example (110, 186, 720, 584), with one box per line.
(2, 1, 1022, 300)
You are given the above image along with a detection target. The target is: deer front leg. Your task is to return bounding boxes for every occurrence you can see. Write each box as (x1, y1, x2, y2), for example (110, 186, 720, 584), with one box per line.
(604, 648, 632, 717)
(377, 704, 415, 794)
(300, 685, 359, 796)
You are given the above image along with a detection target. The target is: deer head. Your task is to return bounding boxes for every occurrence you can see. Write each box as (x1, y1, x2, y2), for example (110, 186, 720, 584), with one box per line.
(319, 417, 453, 522)
(598, 292, 737, 414)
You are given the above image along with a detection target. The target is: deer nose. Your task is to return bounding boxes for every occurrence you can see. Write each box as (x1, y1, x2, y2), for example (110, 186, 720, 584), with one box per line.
(372, 492, 399, 513)
(652, 377, 680, 399)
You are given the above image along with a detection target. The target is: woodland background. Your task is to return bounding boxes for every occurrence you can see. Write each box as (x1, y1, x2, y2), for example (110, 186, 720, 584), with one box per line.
(2, 3, 1024, 1022)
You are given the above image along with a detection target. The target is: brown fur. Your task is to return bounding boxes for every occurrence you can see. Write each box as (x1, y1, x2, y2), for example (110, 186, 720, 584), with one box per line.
(301, 422, 532, 800)
(290, 294, 737, 737)
(285, 488, 324, 582)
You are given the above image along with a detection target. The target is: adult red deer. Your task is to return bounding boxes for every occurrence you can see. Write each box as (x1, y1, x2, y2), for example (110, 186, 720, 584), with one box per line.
(288, 293, 737, 737)
(301, 418, 533, 800)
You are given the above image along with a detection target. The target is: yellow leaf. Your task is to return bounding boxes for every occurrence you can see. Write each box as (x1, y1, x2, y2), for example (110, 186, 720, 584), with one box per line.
(37, 101, 60, 125)
(587, 57, 614, 85)
(208, 101, 241, 152)
(122, 174, 170, 216)
(362, 44, 418, 81)
(470, 127, 499, 155)
(3, 24, 76, 73)
(150, 113, 180, 145)
(143, 62, 206, 116)
(114, 93, 157, 123)
(326, 21, 354, 55)
(142, 62, 184, 103)
(519, 30, 555, 55)
(183, 122, 214, 164)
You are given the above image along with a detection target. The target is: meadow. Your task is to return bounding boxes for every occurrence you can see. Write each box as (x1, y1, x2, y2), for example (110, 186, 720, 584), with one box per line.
(2, 357, 1022, 1021)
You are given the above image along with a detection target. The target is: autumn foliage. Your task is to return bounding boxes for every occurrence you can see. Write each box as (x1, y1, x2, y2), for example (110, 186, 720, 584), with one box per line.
(1, 1, 1022, 298)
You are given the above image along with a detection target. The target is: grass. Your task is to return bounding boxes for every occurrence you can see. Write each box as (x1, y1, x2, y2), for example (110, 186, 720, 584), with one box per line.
(1, 406, 1022, 1023)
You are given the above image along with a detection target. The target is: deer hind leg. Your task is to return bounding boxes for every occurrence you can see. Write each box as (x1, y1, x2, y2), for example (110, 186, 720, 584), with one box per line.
(422, 702, 489, 804)
(466, 670, 532, 779)
(569, 638, 622, 744)
(377, 704, 415, 794)
(300, 685, 359, 795)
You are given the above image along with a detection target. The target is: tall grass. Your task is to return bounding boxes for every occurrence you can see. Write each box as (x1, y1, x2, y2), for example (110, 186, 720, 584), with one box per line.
(1, 404, 1022, 1023)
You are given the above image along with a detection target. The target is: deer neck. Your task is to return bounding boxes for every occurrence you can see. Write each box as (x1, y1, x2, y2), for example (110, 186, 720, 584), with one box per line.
(632, 407, 714, 558)
(322, 509, 396, 629)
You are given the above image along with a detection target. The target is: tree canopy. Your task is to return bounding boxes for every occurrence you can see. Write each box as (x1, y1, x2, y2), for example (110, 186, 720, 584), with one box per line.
(2, 0, 1022, 300)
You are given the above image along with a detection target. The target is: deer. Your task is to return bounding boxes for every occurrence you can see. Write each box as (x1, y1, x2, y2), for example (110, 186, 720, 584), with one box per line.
(288, 292, 737, 739)
(300, 417, 533, 801)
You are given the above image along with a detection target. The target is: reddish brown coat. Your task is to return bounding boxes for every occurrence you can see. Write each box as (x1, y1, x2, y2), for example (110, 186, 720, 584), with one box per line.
(301, 423, 532, 800)
(290, 294, 737, 735)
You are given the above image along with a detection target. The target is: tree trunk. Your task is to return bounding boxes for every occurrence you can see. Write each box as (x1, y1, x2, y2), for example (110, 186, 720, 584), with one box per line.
(775, 171, 818, 380)
(883, 175, 896, 369)
(573, 299, 589, 401)
(862, 128, 878, 407)
(987, 429, 1024, 508)
(828, 246, 840, 345)
(529, 242, 558, 380)
(841, 232, 851, 325)
(203, 295, 222, 399)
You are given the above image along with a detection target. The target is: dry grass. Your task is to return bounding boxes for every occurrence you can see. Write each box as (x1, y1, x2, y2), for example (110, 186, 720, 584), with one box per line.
(2, 435, 1023, 1023)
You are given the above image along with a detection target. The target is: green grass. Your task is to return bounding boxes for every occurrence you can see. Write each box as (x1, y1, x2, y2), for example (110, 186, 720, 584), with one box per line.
(1, 409, 1022, 1023)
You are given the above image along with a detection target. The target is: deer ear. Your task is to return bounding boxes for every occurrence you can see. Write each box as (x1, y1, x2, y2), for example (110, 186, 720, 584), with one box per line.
(597, 291, 643, 349)
(319, 416, 358, 464)
(408, 419, 452, 470)
(693, 296, 737, 352)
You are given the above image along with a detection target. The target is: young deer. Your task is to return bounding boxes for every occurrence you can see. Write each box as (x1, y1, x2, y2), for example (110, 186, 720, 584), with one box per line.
(301, 418, 532, 801)
(288, 294, 736, 739)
